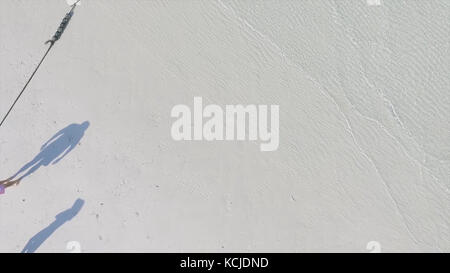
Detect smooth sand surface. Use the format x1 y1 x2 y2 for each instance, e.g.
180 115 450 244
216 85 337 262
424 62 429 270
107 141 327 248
0 0 449 252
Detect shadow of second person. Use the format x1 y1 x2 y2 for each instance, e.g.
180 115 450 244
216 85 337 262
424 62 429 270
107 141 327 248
0 121 90 188
22 198 85 253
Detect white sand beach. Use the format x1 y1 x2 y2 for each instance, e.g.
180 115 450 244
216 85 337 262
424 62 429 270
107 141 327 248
0 0 449 252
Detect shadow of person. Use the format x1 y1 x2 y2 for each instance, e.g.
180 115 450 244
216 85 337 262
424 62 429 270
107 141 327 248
22 198 85 253
0 121 89 189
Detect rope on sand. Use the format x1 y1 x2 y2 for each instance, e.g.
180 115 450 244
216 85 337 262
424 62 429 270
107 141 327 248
0 0 81 129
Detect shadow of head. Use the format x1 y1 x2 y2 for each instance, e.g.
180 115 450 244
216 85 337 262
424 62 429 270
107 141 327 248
81 121 90 130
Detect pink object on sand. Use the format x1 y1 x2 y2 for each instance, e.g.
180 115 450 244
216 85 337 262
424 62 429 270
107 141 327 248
0 185 5 195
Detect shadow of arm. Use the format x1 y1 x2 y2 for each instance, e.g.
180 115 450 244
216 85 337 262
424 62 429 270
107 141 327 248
41 130 64 150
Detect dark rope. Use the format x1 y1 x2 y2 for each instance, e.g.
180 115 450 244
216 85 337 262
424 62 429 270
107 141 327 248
0 1 80 129
0 44 53 128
